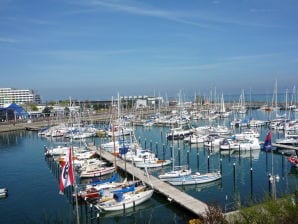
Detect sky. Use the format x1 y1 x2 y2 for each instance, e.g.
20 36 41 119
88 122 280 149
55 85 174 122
1 0 298 101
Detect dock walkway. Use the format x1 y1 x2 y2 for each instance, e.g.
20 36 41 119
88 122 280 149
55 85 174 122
272 143 298 151
89 145 209 218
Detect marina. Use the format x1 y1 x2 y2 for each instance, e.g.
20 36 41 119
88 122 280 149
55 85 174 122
2 1 298 223
0 104 298 223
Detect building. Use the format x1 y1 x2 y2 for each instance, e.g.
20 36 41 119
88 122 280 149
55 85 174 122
0 88 41 106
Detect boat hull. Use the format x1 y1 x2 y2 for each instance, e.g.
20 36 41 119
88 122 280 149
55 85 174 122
168 172 221 186
158 169 192 181
96 189 154 212
80 167 115 178
134 160 172 168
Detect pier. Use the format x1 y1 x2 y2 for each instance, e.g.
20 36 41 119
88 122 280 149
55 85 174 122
88 145 209 218
273 143 298 151
272 143 298 156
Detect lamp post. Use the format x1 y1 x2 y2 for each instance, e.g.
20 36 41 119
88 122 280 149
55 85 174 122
269 149 280 200
269 173 280 200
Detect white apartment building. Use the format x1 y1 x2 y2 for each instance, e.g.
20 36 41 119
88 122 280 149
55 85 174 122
0 88 40 107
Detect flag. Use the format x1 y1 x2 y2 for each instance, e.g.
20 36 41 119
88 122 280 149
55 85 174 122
59 146 75 194
262 131 272 152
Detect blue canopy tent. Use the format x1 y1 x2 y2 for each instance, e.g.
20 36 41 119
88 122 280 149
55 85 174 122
0 103 29 121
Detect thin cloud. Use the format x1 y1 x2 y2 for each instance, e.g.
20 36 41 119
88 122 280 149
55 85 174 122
70 0 214 29
250 8 277 13
160 61 231 71
159 53 279 72
224 53 280 61
0 37 17 44
79 0 281 29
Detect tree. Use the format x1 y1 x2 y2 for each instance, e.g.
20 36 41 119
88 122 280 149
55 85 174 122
64 107 70 116
42 106 52 117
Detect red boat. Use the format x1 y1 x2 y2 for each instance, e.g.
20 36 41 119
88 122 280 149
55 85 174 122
78 187 100 199
288 156 298 167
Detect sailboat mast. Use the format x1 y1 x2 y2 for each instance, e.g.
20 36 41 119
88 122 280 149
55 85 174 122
70 143 80 224
111 96 117 171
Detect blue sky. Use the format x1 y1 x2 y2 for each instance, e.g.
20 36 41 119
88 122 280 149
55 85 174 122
1 0 298 101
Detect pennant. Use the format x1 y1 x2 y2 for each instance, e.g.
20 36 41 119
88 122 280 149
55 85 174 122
263 131 272 152
59 146 75 194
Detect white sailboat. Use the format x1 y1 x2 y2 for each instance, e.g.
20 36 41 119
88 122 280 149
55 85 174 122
219 93 230 118
167 171 222 186
95 186 154 212
94 167 154 212
238 89 247 114
158 143 191 181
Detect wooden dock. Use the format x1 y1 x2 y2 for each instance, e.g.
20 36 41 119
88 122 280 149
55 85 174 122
272 143 298 151
88 145 209 218
272 143 298 156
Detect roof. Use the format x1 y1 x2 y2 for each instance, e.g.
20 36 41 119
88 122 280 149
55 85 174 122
1 103 29 116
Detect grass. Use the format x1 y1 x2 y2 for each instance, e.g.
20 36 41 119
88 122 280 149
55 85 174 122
189 190 298 224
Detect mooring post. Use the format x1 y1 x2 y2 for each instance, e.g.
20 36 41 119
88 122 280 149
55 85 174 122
207 155 210 172
281 152 284 176
144 138 147 149
187 150 190 167
233 162 236 190
250 167 253 198
178 148 181 166
197 150 200 170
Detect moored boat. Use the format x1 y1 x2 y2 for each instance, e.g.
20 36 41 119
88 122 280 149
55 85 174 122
158 166 192 181
95 186 154 212
79 165 115 178
134 158 172 168
0 188 8 198
167 171 221 186
288 156 298 167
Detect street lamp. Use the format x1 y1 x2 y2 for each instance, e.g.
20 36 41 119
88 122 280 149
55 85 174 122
269 148 280 200
269 173 280 200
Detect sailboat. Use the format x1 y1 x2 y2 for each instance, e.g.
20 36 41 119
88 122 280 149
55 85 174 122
94 167 154 212
134 154 172 168
158 143 191 181
167 171 222 186
235 89 247 114
219 93 230 118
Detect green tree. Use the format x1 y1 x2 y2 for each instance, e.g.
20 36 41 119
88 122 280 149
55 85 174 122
64 107 70 116
42 106 52 117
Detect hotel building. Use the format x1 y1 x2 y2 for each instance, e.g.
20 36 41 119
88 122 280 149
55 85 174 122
0 88 41 107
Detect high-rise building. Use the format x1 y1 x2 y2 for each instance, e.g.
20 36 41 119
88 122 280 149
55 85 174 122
0 88 41 106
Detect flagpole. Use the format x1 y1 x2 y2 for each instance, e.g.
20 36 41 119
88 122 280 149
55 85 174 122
71 143 80 224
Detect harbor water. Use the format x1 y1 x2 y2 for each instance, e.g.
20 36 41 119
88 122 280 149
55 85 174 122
0 109 298 223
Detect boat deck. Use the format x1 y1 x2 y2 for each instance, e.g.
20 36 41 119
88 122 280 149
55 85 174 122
89 145 208 218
